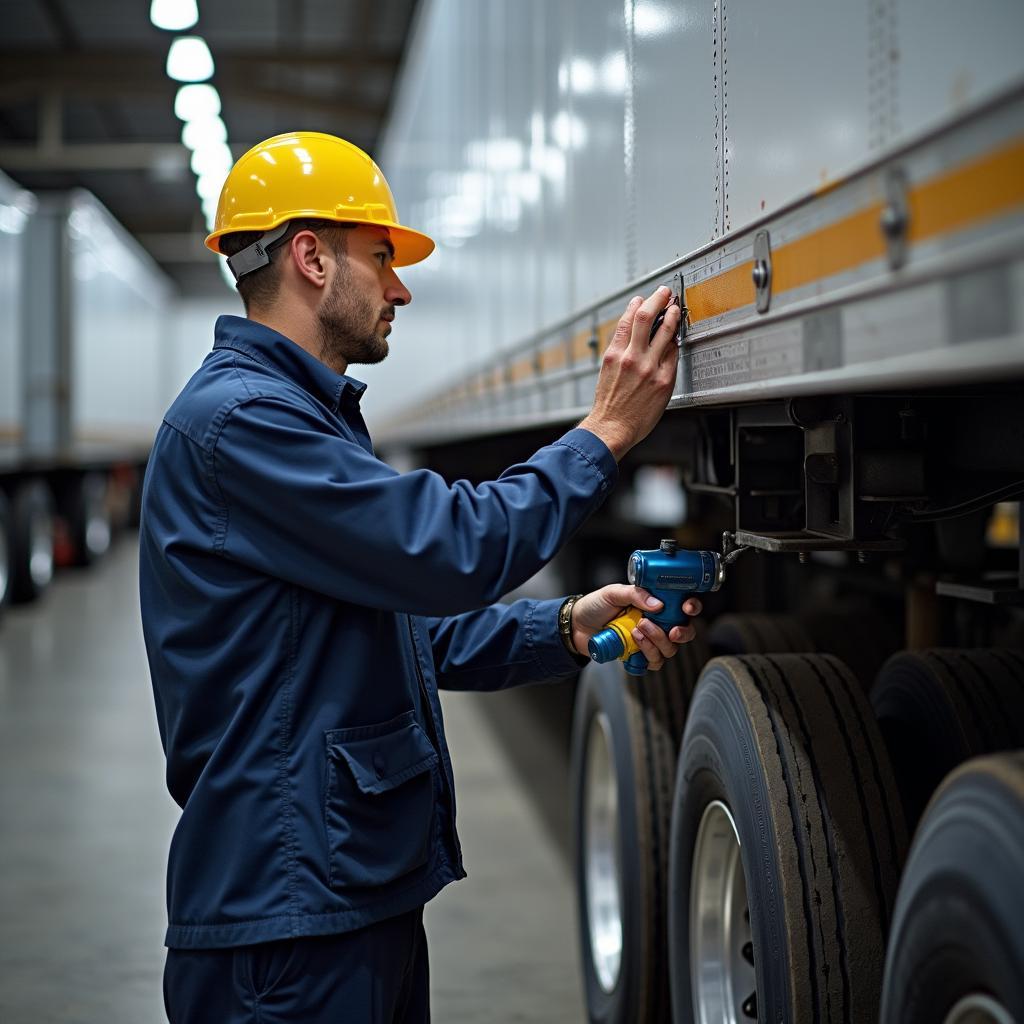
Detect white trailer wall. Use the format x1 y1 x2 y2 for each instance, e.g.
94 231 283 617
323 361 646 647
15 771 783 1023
0 173 32 444
68 192 174 446
166 293 244 402
361 0 1024 425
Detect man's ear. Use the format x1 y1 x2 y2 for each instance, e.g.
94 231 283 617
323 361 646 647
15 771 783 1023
289 230 329 290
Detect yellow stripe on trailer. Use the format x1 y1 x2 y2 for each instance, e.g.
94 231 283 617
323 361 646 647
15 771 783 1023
540 343 568 373
908 138 1024 244
684 135 1024 327
686 261 757 323
571 329 595 363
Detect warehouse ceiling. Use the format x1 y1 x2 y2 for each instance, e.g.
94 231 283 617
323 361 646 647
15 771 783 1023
0 0 421 294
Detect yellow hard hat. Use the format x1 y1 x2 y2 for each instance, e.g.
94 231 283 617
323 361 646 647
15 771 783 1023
204 131 434 271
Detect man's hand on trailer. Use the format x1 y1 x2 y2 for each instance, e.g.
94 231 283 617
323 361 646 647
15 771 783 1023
578 285 681 461
570 584 702 672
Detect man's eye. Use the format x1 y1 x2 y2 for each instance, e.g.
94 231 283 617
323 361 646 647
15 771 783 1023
375 252 388 266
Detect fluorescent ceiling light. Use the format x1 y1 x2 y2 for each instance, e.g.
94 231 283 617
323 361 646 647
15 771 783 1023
174 83 220 120
182 114 227 150
150 0 198 31
190 142 233 178
203 197 220 232
167 36 215 83
196 171 225 201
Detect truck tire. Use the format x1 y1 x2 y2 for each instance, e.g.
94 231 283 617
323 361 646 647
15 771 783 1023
708 613 814 656
9 480 55 603
880 753 1024 1024
64 472 112 566
0 491 10 614
571 628 708 1024
870 649 1024 830
668 654 907 1024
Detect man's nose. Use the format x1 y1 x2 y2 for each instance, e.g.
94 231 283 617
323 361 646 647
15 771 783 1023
386 271 411 307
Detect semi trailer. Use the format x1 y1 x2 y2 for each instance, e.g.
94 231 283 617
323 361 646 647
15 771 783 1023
0 171 173 617
365 1 1024 1022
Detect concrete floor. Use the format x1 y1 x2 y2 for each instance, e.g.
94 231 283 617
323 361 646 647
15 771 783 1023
0 539 585 1023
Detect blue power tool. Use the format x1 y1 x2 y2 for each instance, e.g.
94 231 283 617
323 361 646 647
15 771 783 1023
587 539 724 676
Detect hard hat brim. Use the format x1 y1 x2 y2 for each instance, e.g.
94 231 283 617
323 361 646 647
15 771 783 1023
205 217 435 268
385 224 436 267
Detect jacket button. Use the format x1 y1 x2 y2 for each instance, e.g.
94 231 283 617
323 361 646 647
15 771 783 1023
372 751 386 779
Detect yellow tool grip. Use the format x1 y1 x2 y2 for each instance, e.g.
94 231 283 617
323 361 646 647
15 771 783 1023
604 607 644 661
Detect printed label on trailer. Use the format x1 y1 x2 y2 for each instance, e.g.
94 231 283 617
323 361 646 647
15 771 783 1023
685 324 804 391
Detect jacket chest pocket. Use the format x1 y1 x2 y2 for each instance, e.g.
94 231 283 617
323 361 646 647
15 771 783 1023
324 710 439 892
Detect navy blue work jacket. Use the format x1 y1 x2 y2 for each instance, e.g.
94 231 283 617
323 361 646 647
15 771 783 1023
139 315 616 949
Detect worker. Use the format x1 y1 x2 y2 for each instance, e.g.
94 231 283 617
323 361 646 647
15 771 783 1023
139 131 696 1023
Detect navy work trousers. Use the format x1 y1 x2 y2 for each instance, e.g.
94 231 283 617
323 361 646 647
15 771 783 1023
163 907 429 1023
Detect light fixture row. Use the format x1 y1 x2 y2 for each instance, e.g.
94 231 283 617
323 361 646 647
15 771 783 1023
150 0 198 32
151 1 229 235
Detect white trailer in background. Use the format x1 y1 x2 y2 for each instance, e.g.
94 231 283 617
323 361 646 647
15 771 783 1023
367 2 1024 1022
0 176 173 613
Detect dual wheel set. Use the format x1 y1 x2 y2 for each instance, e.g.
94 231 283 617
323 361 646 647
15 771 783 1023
0 473 116 615
570 613 1024 1024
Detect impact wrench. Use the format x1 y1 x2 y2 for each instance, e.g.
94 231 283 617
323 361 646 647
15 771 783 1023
587 537 747 676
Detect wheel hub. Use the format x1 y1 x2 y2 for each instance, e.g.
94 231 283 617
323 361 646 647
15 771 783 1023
29 509 54 589
0 525 9 601
943 994 1017 1024
691 799 757 1023
584 710 622 993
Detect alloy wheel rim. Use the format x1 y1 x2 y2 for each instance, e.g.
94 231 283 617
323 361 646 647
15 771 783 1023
83 477 111 558
584 710 622 993
29 509 54 588
943 994 1017 1024
691 799 757 1023
0 525 9 601
85 508 111 558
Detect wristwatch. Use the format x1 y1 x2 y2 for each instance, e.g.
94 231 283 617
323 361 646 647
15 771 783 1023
559 594 584 656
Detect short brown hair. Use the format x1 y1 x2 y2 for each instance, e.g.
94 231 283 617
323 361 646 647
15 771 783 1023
218 219 355 312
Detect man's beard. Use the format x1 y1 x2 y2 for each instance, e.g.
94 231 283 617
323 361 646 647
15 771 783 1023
315 258 392 371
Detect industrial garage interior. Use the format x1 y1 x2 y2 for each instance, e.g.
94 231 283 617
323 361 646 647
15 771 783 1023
2 1 1024 1023
0 544 586 1020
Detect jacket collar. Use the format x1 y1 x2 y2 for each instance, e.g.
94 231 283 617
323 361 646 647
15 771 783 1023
213 314 368 413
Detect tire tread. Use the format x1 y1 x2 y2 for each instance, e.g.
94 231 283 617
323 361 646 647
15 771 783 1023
735 653 906 1023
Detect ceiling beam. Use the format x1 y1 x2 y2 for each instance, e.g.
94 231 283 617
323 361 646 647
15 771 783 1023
0 47 401 80
0 79 384 123
0 141 188 172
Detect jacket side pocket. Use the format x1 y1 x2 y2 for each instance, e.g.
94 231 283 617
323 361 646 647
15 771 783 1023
324 710 438 891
